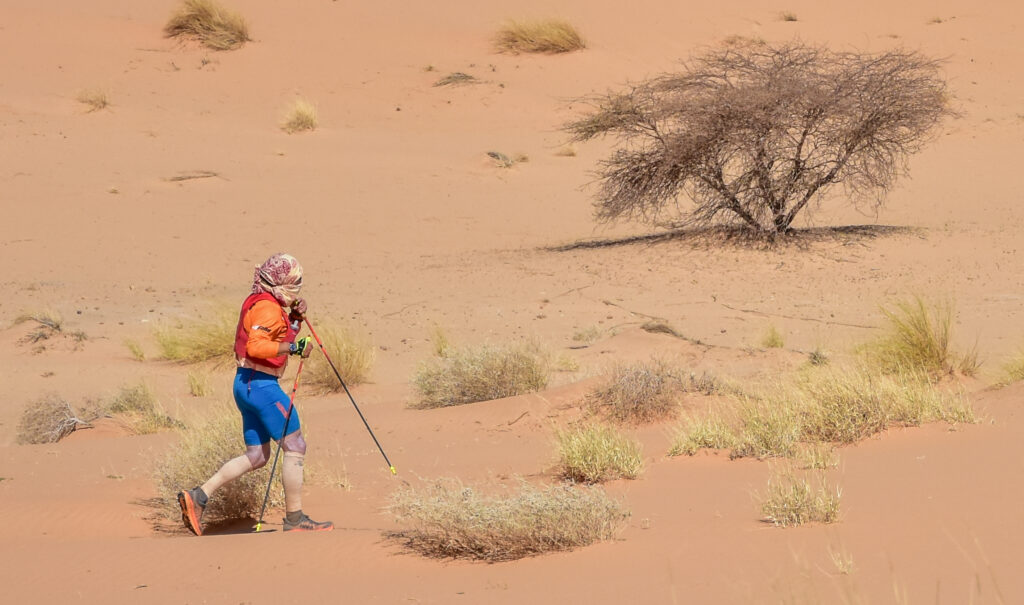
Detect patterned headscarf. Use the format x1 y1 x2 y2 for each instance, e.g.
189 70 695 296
252 253 303 307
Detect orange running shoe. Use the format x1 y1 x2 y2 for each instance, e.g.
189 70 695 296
177 488 206 536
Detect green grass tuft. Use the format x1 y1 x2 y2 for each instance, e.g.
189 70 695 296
556 424 643 483
154 305 235 364
107 383 182 434
762 325 784 348
669 412 739 456
760 469 841 527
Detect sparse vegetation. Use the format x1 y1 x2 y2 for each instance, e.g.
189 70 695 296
16 394 92 444
387 479 628 561
494 19 586 54
554 145 577 157
779 11 798 22
572 326 602 344
732 367 974 458
799 443 839 470
669 413 739 456
587 359 717 424
641 319 686 339
1003 352 1024 384
155 402 282 524
565 41 954 236
429 324 452 358
487 151 528 168
164 0 250 51
862 297 977 377
434 72 476 86
107 383 182 434
76 89 109 112
14 309 63 343
413 341 549 408
125 339 146 361
302 324 374 393
556 424 643 483
281 99 318 134
807 348 829 366
760 469 841 527
762 325 784 349
154 305 235 364
187 371 211 397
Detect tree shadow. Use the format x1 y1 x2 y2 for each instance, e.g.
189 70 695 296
543 224 918 252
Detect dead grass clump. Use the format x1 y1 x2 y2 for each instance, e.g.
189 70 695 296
762 325 784 348
387 479 628 561
412 342 549 408
302 324 374 393
16 394 92 444
1003 353 1024 384
779 11 799 22
588 359 717 424
76 89 110 112
760 469 841 527
154 305 235 364
862 297 971 376
669 413 739 456
164 0 250 51
434 72 477 86
187 371 211 396
556 425 643 483
154 402 281 524
281 99 317 133
107 384 183 434
124 339 146 361
14 309 63 343
494 19 586 54
640 319 687 339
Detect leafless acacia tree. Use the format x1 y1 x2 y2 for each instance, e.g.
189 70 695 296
565 41 955 235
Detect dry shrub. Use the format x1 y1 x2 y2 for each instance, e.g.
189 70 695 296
412 342 549 408
760 469 841 527
107 384 182 434
588 359 717 424
76 89 109 112
434 72 477 87
154 402 281 524
16 394 92 444
281 99 317 133
494 19 586 54
572 326 602 344
302 324 374 393
387 479 628 561
669 412 739 456
640 319 687 339
164 0 250 51
565 41 953 235
556 425 643 483
14 309 63 343
154 305 236 364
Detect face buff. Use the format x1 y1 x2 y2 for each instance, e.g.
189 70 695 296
252 253 303 307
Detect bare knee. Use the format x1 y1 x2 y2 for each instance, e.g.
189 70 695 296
245 444 270 469
281 431 306 455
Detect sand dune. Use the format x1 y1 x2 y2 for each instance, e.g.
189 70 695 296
3 0 1024 602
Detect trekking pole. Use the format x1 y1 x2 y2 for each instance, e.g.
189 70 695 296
304 318 397 475
255 358 305 533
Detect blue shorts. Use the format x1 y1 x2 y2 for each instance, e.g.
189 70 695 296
233 368 301 446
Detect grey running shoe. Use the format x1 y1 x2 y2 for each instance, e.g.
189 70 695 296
177 487 206 536
283 513 334 532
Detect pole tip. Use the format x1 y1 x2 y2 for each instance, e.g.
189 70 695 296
255 522 262 532
390 466 397 475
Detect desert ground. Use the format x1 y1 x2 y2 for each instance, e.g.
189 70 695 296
2 0 1024 603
